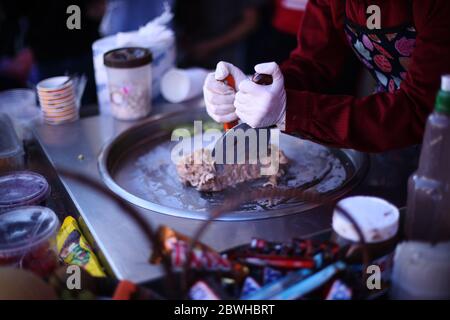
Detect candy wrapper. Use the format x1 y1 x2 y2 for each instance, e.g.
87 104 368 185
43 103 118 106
148 229 372 300
240 277 261 297
325 279 353 300
226 237 340 271
57 216 106 277
151 226 213 264
151 226 247 278
189 280 221 300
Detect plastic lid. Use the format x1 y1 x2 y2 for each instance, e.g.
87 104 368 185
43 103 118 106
0 171 50 210
436 75 450 114
442 75 450 92
104 47 152 69
0 206 59 256
0 113 23 158
332 196 399 243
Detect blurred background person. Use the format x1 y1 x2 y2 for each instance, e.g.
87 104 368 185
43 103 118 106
174 0 266 70
270 0 308 63
99 0 174 36
0 0 105 106
25 0 105 105
247 0 359 93
247 0 308 69
0 1 32 90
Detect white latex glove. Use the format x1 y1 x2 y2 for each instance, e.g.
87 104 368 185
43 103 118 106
234 62 286 129
203 61 247 123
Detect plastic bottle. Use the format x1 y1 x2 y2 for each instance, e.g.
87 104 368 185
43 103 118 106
405 75 450 242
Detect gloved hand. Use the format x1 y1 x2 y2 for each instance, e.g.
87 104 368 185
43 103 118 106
234 62 286 129
203 61 247 123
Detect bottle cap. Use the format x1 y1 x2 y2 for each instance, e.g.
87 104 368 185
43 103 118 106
104 47 152 69
436 75 450 114
332 196 399 243
441 75 450 92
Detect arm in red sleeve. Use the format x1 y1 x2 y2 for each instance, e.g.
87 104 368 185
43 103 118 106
282 0 450 153
281 0 353 92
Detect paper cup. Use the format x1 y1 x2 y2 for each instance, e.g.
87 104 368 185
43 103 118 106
43 110 77 120
161 68 209 103
44 114 79 125
37 76 79 126
42 104 77 116
38 90 74 102
40 98 76 109
40 96 76 108
37 76 72 92
42 106 77 116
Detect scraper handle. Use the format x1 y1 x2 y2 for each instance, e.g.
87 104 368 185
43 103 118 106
222 73 273 131
252 73 273 86
223 75 238 131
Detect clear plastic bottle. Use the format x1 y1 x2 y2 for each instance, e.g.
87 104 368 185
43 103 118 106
405 75 450 242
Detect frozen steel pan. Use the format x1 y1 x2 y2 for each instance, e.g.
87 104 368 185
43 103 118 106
98 108 369 221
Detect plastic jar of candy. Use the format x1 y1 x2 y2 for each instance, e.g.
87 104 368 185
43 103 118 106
0 206 59 277
0 171 51 213
104 47 153 120
331 196 400 281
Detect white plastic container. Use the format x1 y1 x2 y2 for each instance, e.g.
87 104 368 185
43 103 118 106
391 241 450 300
0 206 59 277
104 47 153 120
161 68 209 103
332 196 400 282
92 33 175 115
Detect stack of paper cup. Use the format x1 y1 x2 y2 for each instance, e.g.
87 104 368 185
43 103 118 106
37 76 79 125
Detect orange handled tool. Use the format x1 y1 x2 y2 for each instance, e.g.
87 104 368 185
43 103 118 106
222 75 239 131
221 73 273 131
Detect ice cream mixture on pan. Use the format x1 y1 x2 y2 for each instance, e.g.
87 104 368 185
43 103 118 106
176 147 289 192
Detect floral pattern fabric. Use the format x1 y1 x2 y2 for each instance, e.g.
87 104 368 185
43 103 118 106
344 21 417 93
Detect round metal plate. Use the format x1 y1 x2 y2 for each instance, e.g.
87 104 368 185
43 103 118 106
98 108 369 221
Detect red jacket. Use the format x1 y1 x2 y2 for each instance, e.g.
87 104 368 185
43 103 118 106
272 0 308 35
281 0 450 152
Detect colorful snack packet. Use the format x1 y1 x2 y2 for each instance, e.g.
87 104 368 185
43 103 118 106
56 216 106 277
151 226 248 278
150 225 214 264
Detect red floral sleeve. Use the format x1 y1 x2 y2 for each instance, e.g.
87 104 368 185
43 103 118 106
281 0 450 152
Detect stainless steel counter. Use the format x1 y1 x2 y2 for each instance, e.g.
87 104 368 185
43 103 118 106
33 100 402 284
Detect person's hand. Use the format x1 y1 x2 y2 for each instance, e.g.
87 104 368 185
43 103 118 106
203 61 247 123
234 62 286 128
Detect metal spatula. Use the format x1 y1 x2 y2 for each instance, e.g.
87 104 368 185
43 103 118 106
212 73 273 167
